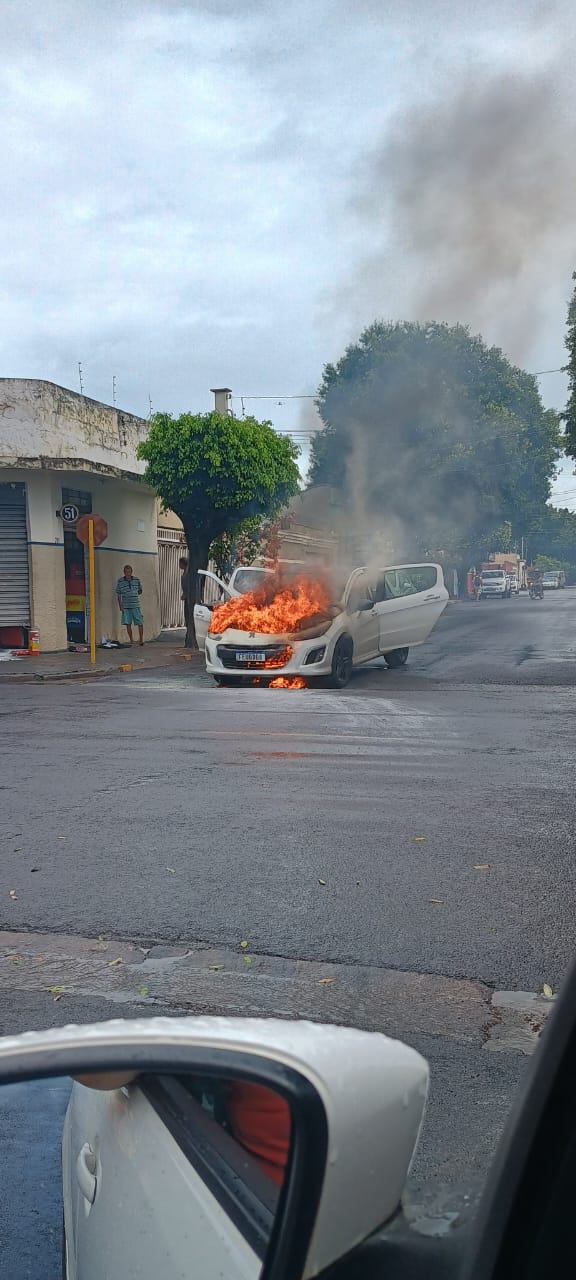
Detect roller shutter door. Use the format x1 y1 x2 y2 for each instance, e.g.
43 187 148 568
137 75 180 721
0 483 30 625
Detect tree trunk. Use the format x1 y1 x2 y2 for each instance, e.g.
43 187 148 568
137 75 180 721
182 527 213 649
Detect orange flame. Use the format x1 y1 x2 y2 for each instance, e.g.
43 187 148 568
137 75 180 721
210 574 332 637
263 646 293 669
269 676 307 688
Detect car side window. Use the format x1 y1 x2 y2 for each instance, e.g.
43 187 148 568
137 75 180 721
347 576 368 612
364 575 381 605
384 565 438 598
141 1074 279 1260
348 574 381 610
197 574 230 607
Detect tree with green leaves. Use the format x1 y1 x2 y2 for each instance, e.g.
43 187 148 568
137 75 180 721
138 411 300 646
309 321 560 578
528 506 576 581
563 271 576 458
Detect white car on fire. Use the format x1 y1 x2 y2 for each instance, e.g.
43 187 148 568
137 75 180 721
194 563 312 650
204 562 448 687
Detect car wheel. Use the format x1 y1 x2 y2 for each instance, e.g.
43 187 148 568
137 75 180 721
384 647 409 669
213 675 242 687
326 636 353 688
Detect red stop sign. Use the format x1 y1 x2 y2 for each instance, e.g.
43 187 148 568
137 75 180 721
75 514 108 547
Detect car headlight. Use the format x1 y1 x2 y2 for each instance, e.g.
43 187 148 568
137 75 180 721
304 646 326 665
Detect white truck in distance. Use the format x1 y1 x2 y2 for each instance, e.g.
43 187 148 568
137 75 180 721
478 568 510 600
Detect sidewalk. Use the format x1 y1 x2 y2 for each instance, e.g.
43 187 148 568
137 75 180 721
0 629 205 683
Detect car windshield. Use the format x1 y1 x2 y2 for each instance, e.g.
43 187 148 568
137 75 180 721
543 573 557 581
233 569 269 594
482 571 505 578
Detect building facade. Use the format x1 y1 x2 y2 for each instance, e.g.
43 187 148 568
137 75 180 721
157 505 186 629
0 379 161 651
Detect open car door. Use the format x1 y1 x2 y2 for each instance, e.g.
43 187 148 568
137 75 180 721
375 563 448 653
194 570 238 651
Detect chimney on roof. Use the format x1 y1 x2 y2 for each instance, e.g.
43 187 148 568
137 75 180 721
211 387 232 415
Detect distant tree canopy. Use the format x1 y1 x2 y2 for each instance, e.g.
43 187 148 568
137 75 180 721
138 410 300 645
528 506 576 579
309 321 561 566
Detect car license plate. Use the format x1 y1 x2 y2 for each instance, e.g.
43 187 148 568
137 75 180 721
236 650 266 663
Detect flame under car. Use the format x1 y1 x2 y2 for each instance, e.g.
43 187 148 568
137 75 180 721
205 563 449 688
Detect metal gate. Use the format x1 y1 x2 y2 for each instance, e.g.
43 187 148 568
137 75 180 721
0 483 30 625
157 527 186 628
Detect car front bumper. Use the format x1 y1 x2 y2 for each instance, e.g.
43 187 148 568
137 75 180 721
205 633 335 679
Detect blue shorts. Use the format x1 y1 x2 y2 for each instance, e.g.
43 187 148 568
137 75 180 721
121 606 144 626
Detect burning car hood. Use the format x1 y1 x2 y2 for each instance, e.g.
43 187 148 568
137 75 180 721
207 571 341 644
208 618 337 645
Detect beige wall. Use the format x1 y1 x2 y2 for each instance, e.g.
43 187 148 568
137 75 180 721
1 466 161 650
93 482 159 642
156 503 183 532
28 544 68 650
96 547 159 643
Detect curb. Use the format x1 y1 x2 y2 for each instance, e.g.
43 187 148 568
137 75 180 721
0 652 206 685
0 666 116 684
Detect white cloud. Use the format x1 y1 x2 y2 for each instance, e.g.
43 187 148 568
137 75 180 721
0 0 574 513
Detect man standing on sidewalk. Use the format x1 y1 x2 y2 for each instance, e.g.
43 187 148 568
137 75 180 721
116 565 144 645
179 556 190 631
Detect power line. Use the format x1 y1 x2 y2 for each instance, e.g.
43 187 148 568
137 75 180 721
236 374 566 393
233 394 316 401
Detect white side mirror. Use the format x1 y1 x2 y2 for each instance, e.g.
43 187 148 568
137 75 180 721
0 1016 428 1280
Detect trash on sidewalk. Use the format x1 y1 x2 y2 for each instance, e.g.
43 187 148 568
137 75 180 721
0 651 21 661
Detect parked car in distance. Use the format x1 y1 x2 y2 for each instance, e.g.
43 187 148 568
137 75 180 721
509 572 519 594
205 562 449 687
542 570 565 590
479 568 510 599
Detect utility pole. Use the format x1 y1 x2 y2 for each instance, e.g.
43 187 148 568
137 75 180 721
78 362 84 395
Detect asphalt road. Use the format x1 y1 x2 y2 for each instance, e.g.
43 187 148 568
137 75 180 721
0 589 575 1277
2 594 575 986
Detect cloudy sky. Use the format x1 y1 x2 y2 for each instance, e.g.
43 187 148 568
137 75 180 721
1 0 575 501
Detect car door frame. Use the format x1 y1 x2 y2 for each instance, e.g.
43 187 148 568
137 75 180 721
343 569 381 664
194 569 237 650
65 1069 278 1280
